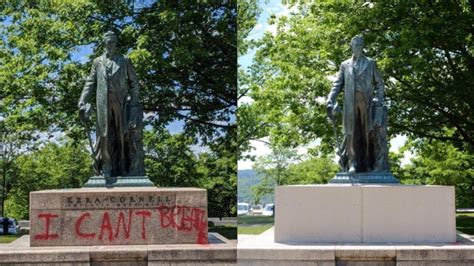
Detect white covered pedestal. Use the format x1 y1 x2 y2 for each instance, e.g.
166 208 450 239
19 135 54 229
275 185 456 244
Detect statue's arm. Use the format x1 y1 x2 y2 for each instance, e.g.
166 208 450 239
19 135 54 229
327 63 345 107
78 60 97 108
373 60 384 105
126 58 140 106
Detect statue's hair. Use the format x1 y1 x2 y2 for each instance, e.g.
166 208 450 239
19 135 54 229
350 35 364 46
104 31 117 41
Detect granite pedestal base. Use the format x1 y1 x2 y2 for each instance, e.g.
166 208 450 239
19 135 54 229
1 233 236 265
275 185 456 244
30 187 208 247
238 227 474 266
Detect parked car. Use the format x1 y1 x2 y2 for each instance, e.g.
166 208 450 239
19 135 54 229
251 205 263 215
0 217 20 235
262 204 274 216
238 202 250 216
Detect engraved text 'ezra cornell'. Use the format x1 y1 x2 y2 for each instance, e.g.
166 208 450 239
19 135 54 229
64 195 175 209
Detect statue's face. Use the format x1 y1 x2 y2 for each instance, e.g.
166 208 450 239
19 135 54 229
105 37 117 55
351 40 364 57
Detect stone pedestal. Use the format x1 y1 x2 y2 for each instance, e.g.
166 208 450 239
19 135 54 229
275 185 456 244
30 187 208 247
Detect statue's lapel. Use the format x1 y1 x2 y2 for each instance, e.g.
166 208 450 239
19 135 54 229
357 56 369 76
347 60 354 80
101 54 122 77
109 55 122 77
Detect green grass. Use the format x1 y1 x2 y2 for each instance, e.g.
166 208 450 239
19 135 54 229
209 226 237 240
238 224 273 235
456 212 474 235
0 235 20 244
238 216 274 235
238 216 274 225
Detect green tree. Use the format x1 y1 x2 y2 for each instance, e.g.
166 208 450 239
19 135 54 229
251 146 339 200
398 139 474 208
5 140 93 219
144 128 202 187
201 133 237 217
287 155 339 184
237 0 260 56
253 145 299 196
1 1 237 143
240 1 474 151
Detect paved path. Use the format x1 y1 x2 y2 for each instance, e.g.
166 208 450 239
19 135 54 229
457 208 474 212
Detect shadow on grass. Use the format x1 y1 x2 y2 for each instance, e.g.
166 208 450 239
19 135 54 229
209 226 237 240
457 213 474 235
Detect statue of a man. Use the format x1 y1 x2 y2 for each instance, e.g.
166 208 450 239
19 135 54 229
78 31 144 178
327 35 385 174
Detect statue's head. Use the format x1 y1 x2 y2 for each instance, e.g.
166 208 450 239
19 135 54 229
104 31 118 56
350 35 364 57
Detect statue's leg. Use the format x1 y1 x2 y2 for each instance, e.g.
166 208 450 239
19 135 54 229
354 91 369 172
109 98 127 176
347 133 356 173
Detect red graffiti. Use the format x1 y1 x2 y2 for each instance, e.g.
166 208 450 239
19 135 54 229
157 205 208 244
75 213 95 239
135 210 151 240
35 206 208 244
98 211 113 241
34 213 59 240
114 209 133 239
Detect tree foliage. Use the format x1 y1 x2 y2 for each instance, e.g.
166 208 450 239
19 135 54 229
240 1 474 152
397 139 474 208
1 1 237 218
251 146 339 201
5 140 93 219
1 0 237 143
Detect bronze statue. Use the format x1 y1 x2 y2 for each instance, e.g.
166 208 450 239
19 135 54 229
327 35 390 175
78 31 145 180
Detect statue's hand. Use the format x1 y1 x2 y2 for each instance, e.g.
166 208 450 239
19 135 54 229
326 104 334 120
128 120 137 130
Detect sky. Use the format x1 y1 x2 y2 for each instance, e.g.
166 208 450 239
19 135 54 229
237 0 412 170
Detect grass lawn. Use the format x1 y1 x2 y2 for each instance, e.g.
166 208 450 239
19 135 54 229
0 234 21 244
238 216 274 235
238 224 273 235
209 226 237 240
456 212 474 235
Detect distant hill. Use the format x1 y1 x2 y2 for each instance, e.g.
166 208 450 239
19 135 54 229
238 169 274 205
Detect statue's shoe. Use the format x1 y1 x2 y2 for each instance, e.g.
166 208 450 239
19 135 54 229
348 166 356 174
348 161 357 174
